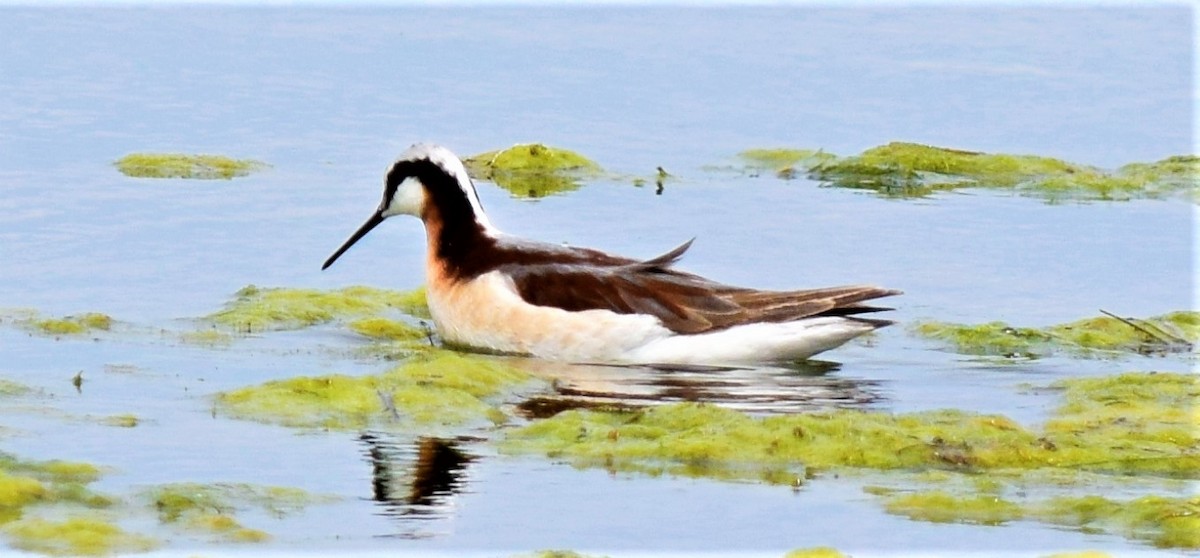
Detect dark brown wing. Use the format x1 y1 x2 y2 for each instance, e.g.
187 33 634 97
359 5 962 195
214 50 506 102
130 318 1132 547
502 240 900 334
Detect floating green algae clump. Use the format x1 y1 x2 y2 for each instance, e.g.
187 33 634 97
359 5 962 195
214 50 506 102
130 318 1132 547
215 351 535 430
0 379 30 397
505 371 1194 549
882 490 1023 525
1043 372 1198 475
873 490 1199 549
864 370 1198 550
143 482 330 544
0 452 136 554
914 321 1052 359
783 547 849 558
506 404 1046 482
913 311 1199 358
514 551 608 558
101 414 140 428
10 312 114 336
3 516 158 556
1040 494 1200 549
464 143 603 198
114 153 267 179
1 452 104 488
737 148 837 180
1115 155 1199 195
0 471 50 522
1041 553 1114 558
204 284 429 332
727 142 1198 201
504 372 1198 481
178 328 236 346
347 317 426 341
810 142 1074 195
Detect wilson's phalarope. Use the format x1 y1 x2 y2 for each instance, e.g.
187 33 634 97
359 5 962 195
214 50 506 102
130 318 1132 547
322 143 900 366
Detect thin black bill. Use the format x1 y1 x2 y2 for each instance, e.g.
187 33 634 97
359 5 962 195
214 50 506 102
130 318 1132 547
322 210 385 270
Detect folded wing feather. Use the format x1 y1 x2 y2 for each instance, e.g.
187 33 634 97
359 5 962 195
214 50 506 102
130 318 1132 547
503 239 900 335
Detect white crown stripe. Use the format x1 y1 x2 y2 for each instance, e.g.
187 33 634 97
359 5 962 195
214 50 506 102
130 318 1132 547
399 143 496 234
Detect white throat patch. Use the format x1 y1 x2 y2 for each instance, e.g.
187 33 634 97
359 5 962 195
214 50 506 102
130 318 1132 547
382 175 425 218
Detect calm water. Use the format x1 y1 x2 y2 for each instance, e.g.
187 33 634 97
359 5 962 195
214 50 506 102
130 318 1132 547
0 5 1194 556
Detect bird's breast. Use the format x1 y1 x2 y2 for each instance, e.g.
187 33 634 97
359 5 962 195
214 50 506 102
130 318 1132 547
424 264 667 361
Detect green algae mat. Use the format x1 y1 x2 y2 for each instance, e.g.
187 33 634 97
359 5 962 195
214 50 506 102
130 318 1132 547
730 142 1198 202
215 350 536 430
503 372 1199 548
0 310 114 337
0 453 335 556
914 311 1199 359
142 482 333 544
876 489 1198 549
464 143 604 198
114 153 268 180
186 285 536 431
504 372 1198 479
202 284 430 333
1 378 339 555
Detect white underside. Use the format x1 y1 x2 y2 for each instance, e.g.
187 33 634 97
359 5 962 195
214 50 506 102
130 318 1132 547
618 316 875 366
427 270 875 366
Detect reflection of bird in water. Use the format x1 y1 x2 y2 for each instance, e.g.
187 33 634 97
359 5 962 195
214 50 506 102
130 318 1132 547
510 357 880 418
323 143 900 366
358 434 473 520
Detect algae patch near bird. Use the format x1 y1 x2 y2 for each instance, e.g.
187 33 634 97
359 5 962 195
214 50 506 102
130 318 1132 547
728 142 1198 202
1 447 334 554
214 350 538 430
881 490 1023 526
3 516 158 556
143 482 334 544
0 379 31 397
736 148 837 179
871 485 1199 549
113 153 268 179
463 143 604 198
1 310 114 336
782 548 850 558
913 310 1199 358
503 372 1198 547
203 284 430 333
0 454 111 519
507 371 1198 478
1037 494 1200 549
347 317 428 342
0 452 147 556
876 489 1199 549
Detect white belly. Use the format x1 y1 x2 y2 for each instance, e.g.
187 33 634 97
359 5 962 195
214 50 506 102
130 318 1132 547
626 316 875 365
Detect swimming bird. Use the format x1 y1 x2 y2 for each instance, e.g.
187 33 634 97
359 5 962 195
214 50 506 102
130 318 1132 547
322 143 900 366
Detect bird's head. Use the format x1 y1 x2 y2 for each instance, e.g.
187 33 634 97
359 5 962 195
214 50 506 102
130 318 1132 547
322 143 494 270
